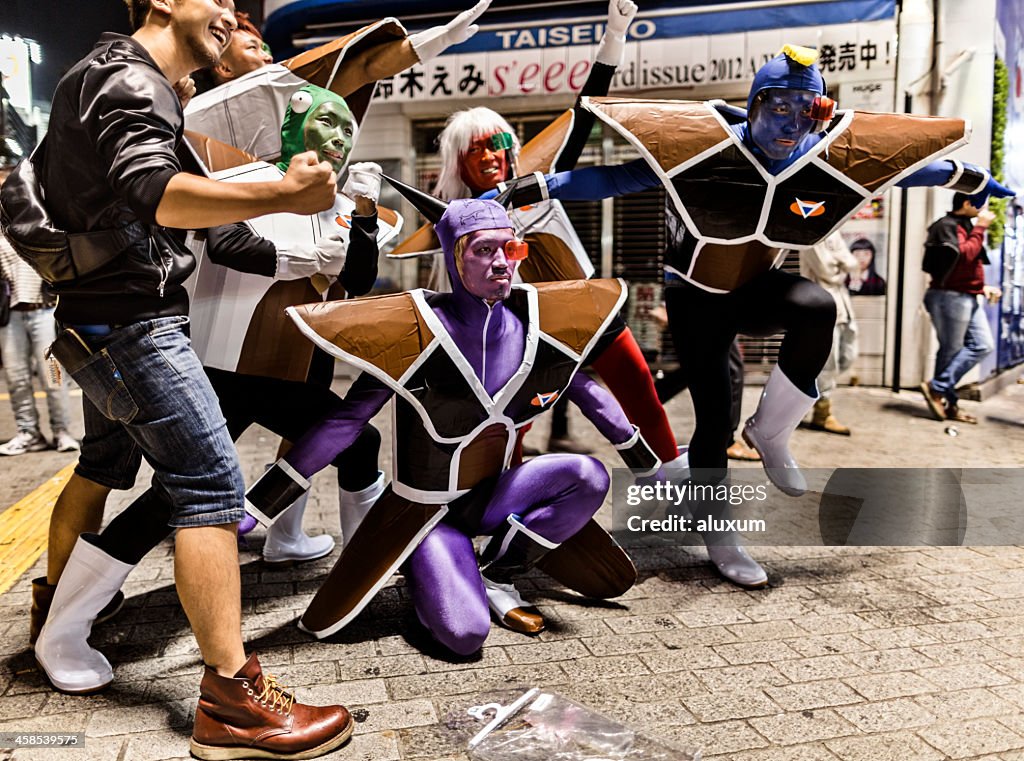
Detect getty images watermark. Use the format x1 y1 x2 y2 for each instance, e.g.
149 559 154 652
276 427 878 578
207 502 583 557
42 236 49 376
624 481 769 534
609 467 1024 546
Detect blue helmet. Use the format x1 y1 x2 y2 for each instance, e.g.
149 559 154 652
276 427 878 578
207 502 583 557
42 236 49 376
747 45 826 113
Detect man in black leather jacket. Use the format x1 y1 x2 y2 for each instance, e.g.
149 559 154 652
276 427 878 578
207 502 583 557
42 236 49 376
32 1 357 758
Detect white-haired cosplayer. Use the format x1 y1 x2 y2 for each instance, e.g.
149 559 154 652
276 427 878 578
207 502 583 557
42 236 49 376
434 106 523 202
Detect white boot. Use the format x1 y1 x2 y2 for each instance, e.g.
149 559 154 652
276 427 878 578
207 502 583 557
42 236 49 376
338 471 385 548
742 366 817 496
482 576 545 635
705 543 768 589
662 446 690 484
262 491 336 565
35 535 134 693
687 479 768 589
479 516 555 635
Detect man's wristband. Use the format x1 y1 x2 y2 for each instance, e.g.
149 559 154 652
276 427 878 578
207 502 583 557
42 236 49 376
615 426 660 477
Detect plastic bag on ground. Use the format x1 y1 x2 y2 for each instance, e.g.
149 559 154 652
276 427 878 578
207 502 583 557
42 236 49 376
463 688 701 761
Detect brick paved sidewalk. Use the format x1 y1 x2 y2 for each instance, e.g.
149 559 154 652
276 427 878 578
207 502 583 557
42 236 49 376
1 379 1023 760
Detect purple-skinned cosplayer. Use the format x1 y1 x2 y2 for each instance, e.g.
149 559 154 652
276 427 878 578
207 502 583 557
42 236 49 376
244 182 661 655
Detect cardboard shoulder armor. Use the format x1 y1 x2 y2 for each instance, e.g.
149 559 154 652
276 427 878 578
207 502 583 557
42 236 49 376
387 110 593 282
184 19 415 161
181 131 403 382
583 96 970 292
288 279 625 502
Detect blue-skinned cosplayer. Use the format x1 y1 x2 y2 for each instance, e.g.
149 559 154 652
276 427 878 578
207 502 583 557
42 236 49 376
489 44 1012 484
483 45 1014 588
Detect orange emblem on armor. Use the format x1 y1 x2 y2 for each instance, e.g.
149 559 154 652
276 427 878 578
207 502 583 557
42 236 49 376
790 199 826 219
532 391 559 407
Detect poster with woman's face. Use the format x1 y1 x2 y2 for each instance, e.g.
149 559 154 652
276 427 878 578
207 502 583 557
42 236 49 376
842 231 888 296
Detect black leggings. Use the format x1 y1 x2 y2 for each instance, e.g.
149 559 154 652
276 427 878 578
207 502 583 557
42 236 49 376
97 368 381 565
656 338 746 443
664 269 835 475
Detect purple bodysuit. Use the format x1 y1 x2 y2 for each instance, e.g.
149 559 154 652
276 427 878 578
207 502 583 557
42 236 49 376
278 199 644 654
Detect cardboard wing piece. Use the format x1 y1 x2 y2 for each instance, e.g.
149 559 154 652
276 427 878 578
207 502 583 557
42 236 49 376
509 201 594 282
185 19 414 161
301 487 448 639
536 519 637 598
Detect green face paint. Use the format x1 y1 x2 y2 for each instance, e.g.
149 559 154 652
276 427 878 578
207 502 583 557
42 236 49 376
303 100 356 173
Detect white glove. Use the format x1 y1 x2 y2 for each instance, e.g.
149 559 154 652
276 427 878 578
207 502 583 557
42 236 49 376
409 0 491 63
276 234 348 280
595 0 638 67
342 162 382 205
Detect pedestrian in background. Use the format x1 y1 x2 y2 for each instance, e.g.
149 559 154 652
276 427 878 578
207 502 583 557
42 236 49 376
799 232 858 435
921 192 1000 424
0 170 79 456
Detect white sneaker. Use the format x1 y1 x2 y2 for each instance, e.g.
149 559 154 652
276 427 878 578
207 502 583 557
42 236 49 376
0 431 50 456
54 431 80 453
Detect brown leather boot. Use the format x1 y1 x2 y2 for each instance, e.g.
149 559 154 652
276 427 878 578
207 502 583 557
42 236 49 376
726 440 761 461
30 577 125 647
801 399 852 436
920 381 946 421
190 654 353 760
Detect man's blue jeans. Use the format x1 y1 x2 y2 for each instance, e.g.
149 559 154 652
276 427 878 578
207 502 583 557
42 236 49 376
67 316 245 527
924 289 995 405
0 307 72 435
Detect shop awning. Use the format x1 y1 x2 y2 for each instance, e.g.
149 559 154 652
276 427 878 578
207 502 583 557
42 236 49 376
264 0 896 60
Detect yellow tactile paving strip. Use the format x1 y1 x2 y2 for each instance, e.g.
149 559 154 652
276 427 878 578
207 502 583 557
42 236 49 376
0 462 75 595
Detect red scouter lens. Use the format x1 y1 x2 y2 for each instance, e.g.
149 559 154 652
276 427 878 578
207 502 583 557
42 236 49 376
504 239 529 261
